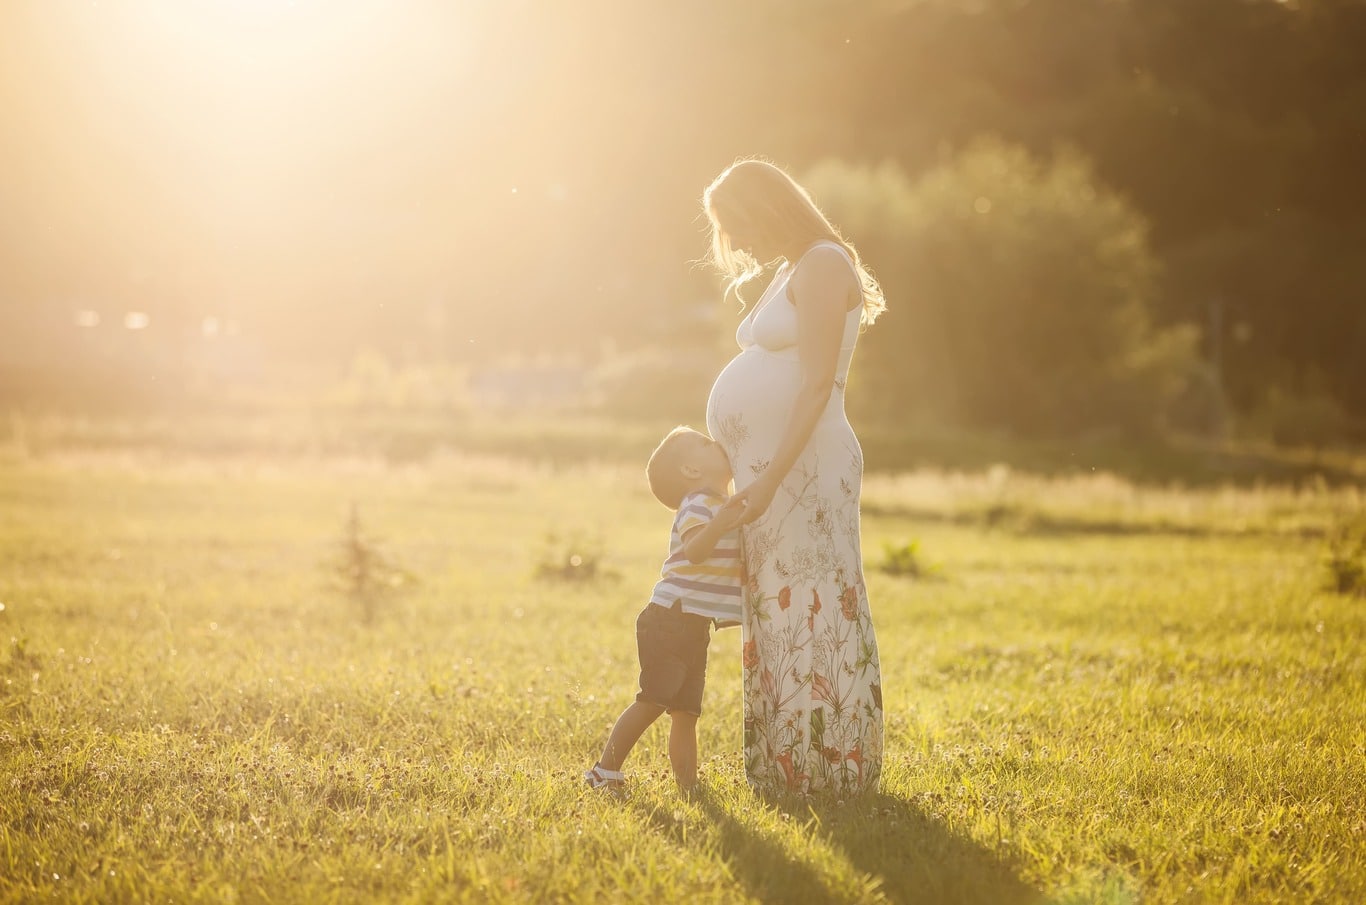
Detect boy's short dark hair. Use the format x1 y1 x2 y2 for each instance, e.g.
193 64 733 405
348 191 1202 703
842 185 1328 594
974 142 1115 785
646 426 703 509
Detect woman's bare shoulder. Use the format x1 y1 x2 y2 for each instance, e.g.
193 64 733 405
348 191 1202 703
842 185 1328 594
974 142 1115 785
790 243 858 309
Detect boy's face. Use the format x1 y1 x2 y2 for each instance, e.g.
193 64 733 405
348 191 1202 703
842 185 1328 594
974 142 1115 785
685 433 732 488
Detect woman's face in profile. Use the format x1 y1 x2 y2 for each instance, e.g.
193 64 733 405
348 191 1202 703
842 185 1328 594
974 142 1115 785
720 218 779 265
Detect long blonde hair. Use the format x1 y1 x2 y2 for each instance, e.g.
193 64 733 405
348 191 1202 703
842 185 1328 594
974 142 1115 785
703 158 885 325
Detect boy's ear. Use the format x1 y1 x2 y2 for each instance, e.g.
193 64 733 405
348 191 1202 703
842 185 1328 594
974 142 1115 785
680 463 703 480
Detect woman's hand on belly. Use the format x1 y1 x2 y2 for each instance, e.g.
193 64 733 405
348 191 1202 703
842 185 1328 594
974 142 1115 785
729 475 778 525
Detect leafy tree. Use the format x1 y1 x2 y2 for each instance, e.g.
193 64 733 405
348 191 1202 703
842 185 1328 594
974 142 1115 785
806 140 1206 437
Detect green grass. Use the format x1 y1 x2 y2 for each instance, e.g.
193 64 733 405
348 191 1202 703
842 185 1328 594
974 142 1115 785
0 449 1362 903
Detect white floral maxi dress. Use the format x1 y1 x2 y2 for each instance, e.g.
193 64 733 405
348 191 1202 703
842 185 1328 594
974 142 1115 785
706 242 883 796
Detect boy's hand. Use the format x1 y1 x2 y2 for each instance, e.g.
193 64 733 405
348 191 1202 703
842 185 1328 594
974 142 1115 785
729 478 777 526
714 496 747 531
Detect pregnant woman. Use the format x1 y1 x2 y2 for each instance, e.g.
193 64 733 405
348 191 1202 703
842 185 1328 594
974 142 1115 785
703 159 886 797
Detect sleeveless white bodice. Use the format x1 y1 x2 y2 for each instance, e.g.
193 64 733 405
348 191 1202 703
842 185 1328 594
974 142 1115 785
708 241 862 459
735 243 862 375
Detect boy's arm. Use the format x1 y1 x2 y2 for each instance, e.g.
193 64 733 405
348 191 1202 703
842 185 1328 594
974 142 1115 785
681 498 746 564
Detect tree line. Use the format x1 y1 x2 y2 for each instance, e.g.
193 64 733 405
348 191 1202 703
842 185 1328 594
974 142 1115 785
3 0 1362 442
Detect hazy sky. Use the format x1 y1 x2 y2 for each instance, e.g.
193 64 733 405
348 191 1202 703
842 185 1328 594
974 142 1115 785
0 1 797 360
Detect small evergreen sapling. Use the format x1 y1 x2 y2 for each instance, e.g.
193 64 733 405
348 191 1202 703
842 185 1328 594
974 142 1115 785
330 503 414 623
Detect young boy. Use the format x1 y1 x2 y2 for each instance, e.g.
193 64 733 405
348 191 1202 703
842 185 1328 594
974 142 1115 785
584 426 745 793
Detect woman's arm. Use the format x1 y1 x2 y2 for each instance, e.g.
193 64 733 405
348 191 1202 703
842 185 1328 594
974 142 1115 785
732 245 855 524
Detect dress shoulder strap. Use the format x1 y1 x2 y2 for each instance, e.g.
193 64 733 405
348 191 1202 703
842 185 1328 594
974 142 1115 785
797 238 852 267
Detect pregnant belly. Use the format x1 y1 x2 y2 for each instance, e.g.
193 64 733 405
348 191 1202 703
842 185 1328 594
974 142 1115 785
707 348 849 488
707 348 798 444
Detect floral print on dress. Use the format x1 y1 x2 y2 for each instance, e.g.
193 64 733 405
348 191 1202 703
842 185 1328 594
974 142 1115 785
715 414 750 457
736 451 884 797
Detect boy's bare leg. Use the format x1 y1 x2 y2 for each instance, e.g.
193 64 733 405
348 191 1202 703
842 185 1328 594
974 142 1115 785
599 701 666 771
668 711 699 790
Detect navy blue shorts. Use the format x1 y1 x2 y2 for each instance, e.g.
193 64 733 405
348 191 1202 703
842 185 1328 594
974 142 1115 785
635 602 711 716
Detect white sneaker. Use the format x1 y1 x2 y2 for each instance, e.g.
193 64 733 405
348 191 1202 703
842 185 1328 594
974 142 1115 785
584 763 626 790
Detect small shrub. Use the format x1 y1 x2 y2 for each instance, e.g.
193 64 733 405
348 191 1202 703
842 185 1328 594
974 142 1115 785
328 503 415 623
974 501 1041 534
879 539 938 579
535 529 616 583
1322 517 1366 597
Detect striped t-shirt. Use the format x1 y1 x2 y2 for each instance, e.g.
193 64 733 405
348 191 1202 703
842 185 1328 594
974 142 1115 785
648 489 743 624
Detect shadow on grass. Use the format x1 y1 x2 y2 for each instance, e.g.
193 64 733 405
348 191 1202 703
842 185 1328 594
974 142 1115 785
633 786 1040 905
632 788 833 902
799 791 1040 905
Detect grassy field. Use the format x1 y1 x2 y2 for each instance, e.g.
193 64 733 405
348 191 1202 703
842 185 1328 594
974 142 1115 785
0 445 1363 903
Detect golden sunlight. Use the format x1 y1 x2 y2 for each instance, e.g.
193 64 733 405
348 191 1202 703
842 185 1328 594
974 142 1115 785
2 0 728 385
1 0 506 357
